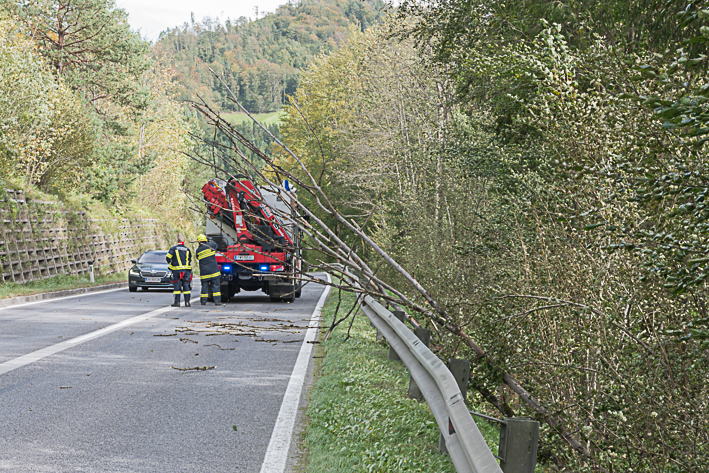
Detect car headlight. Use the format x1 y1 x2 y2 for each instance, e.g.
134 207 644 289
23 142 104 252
129 268 140 276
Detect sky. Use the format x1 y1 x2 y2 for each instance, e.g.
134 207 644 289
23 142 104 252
115 0 288 42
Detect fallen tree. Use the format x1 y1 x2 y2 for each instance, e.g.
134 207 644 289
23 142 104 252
182 71 595 466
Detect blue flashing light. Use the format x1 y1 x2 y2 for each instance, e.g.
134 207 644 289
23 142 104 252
222 265 232 272
259 264 270 272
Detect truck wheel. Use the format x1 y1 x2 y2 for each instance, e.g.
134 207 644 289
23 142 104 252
270 290 295 303
271 293 294 303
295 283 302 298
129 286 137 292
220 285 231 302
224 286 235 302
284 284 296 303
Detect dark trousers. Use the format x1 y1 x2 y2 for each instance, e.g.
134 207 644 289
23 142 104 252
201 277 221 303
172 271 192 303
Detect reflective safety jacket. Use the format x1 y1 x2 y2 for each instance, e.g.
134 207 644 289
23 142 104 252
196 241 221 280
166 243 192 271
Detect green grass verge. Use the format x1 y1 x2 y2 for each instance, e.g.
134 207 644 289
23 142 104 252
221 110 284 125
301 290 501 472
0 273 126 300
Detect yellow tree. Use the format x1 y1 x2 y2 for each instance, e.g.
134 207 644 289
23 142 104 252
0 16 93 188
278 19 453 242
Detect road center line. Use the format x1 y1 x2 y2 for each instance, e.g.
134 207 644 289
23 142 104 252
0 287 125 311
0 305 176 376
259 275 332 473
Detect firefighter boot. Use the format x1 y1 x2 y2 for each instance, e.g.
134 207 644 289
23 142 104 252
184 293 191 308
171 294 180 308
213 284 222 306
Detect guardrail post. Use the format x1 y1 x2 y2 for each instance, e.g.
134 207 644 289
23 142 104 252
439 427 449 454
447 359 471 399
388 310 406 362
407 327 431 400
414 327 431 344
499 418 539 473
439 359 470 454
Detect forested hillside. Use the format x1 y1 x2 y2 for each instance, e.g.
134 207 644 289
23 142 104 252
0 0 385 230
274 2 709 471
156 0 385 113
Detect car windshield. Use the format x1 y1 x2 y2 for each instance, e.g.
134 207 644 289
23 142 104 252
138 252 167 264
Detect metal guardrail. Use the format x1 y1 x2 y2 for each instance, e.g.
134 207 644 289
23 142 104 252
359 295 502 473
337 265 538 472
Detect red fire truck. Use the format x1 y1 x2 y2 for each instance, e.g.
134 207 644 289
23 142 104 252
201 175 302 302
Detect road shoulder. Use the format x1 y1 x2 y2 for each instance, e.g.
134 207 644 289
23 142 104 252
0 282 128 309
285 320 326 472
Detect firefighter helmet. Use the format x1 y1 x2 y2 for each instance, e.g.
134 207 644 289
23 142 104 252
197 234 207 242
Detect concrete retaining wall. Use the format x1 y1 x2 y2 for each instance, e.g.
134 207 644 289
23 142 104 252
0 189 176 284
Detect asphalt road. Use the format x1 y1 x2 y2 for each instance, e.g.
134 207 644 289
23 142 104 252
0 279 328 472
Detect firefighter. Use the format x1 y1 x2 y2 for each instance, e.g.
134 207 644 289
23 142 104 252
166 235 193 307
196 234 222 305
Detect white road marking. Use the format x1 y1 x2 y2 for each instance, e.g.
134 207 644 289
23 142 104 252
0 287 125 311
0 305 175 376
259 275 332 473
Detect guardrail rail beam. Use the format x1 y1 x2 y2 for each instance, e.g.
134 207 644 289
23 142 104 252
408 327 431 401
388 309 406 361
360 296 502 473
339 265 503 473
